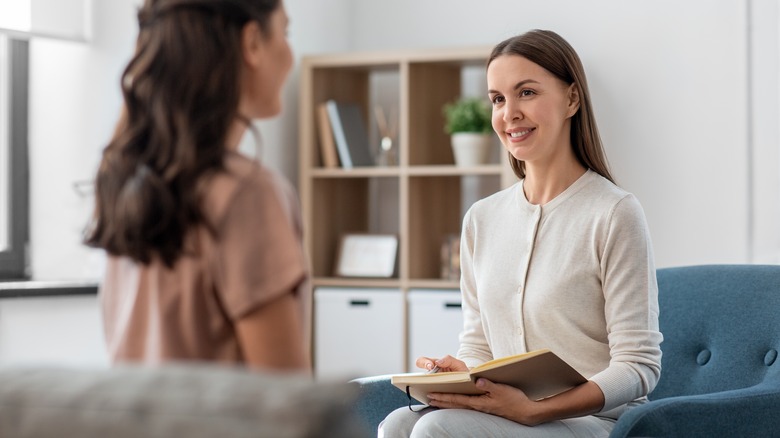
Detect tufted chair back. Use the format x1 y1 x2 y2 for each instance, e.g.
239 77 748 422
650 265 780 401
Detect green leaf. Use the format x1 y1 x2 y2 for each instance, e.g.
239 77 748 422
443 97 492 134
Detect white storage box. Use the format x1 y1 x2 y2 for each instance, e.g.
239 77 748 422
407 289 463 372
314 287 404 379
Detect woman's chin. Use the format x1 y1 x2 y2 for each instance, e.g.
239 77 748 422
505 145 532 162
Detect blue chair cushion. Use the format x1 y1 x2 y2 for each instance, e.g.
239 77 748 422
651 265 780 400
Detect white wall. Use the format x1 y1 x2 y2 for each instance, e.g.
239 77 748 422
0 295 108 366
750 0 780 264
28 0 138 282
349 0 779 268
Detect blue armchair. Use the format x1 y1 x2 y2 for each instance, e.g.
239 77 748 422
351 265 780 437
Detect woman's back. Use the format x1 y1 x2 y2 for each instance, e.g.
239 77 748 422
101 153 310 364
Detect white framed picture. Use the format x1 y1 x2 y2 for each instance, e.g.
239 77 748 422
335 234 398 278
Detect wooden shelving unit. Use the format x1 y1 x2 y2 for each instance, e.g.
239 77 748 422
299 47 515 373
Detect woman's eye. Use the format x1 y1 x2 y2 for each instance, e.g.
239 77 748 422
491 95 505 105
520 89 535 97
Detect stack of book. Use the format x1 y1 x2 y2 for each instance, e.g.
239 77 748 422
316 99 374 169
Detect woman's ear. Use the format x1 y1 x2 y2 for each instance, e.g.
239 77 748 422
241 21 264 68
566 84 580 118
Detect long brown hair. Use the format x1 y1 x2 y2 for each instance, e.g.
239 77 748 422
85 0 280 267
488 29 614 184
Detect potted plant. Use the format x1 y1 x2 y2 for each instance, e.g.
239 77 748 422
443 97 493 166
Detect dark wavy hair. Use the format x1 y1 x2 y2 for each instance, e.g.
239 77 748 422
488 29 614 184
85 0 280 267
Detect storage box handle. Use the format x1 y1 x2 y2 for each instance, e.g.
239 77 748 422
350 300 370 307
445 302 462 309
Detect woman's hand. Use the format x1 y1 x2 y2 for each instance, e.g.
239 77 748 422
415 355 469 372
427 380 605 427
427 378 544 425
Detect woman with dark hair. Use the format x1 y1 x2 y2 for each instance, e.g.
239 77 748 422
380 29 662 437
86 0 309 370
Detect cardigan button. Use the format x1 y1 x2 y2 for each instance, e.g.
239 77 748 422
765 350 777 366
696 349 711 365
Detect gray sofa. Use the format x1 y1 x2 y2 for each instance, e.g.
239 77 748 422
0 364 369 438
351 264 780 437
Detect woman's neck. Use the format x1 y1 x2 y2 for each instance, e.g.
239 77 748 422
225 118 249 152
523 158 587 206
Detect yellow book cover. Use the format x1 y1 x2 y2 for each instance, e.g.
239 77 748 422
391 349 587 405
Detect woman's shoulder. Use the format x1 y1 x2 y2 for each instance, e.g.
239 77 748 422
578 171 641 207
578 171 648 225
223 153 293 193
470 181 522 212
462 182 523 229
201 153 298 228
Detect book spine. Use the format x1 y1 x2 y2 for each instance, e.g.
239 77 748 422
326 100 353 169
316 103 339 168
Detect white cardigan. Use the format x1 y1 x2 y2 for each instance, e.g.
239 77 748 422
457 170 663 418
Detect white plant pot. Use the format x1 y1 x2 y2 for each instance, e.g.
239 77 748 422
451 132 492 167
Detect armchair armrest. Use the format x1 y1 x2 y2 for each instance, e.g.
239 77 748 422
610 382 780 438
349 375 411 434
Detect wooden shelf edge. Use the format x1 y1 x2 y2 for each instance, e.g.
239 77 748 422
310 164 504 178
310 167 401 178
302 46 493 68
407 280 461 290
406 164 503 176
312 277 460 290
312 277 401 289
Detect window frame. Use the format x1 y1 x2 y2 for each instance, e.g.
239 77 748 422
0 37 29 280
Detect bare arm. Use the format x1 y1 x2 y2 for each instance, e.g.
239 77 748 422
522 380 605 425
235 291 309 371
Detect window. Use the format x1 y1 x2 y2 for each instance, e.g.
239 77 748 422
0 1 88 279
0 37 8 251
0 2 31 35
0 35 29 279
0 0 90 42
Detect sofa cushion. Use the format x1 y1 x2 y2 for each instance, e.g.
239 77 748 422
0 364 366 438
652 264 780 400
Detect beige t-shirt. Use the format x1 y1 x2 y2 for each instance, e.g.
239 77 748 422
100 153 310 365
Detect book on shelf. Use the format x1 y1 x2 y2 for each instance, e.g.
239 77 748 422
325 99 374 168
440 234 461 281
390 348 587 405
316 103 339 168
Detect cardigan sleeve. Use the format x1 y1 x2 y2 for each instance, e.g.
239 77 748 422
590 194 663 412
456 206 494 368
